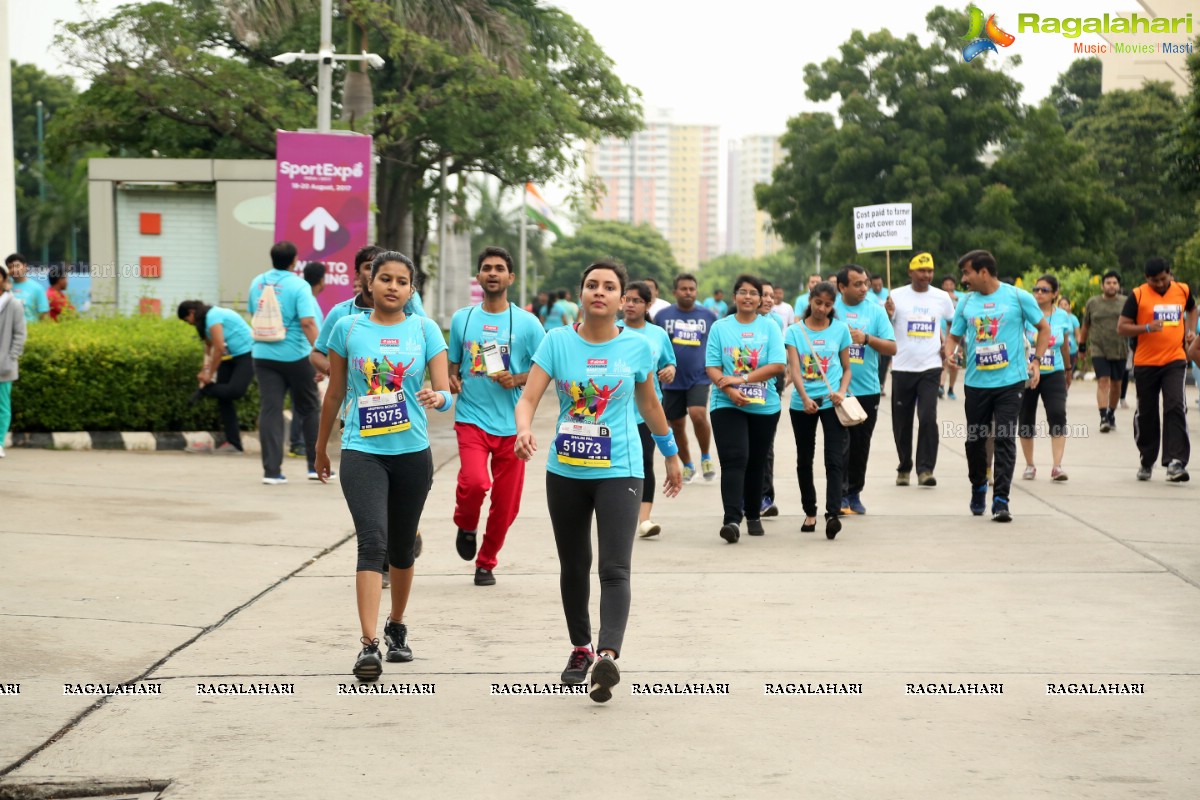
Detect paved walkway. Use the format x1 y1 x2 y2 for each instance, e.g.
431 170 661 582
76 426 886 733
1 382 1197 799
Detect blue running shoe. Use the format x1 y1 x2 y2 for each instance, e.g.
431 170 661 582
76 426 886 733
970 484 988 516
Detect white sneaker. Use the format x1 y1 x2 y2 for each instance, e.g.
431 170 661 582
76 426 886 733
637 520 661 538
0 445 6 458
262 474 288 485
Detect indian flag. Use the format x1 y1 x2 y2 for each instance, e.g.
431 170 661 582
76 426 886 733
525 183 563 238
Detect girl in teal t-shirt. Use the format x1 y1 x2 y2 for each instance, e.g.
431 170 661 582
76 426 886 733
176 300 255 453
314 251 452 683
784 281 852 538
618 281 678 540
704 275 787 546
1019 275 1073 482
516 261 682 704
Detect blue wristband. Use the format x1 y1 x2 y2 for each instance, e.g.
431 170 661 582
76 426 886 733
651 431 679 458
435 390 453 412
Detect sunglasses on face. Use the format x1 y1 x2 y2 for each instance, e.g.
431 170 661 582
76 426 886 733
1032 287 1053 293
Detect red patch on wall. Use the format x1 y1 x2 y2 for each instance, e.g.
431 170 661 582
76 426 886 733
140 213 162 235
140 256 162 278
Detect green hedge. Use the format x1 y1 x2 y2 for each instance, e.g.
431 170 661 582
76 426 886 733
12 316 260 433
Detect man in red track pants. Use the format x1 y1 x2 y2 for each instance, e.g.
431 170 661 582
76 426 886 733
448 247 546 585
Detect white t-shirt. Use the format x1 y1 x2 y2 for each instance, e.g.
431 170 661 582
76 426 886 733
773 301 796 328
889 285 956 372
648 298 672 322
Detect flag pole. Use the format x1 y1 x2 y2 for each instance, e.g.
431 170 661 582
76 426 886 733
519 185 528 308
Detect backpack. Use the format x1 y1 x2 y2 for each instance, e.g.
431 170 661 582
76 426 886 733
251 275 287 342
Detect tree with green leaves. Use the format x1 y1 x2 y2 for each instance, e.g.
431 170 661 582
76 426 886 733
467 178 549 286
51 0 641 272
9 62 79 261
1047 57 1101 133
696 248 813 300
543 221 678 293
1068 82 1192 275
756 6 1122 284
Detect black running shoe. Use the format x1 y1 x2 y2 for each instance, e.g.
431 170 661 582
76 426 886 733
474 567 496 586
1166 460 1190 483
353 637 383 682
589 654 621 703
746 518 765 536
970 484 988 516
456 528 477 561
992 498 1012 523
561 646 595 685
719 522 740 543
383 619 413 663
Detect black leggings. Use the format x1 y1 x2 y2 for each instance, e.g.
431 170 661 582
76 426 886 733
791 405 847 518
1019 371 1067 438
339 448 433 572
545 472 641 657
710 408 780 525
200 354 254 450
637 422 655 503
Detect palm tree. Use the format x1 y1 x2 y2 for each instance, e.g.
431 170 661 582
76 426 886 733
27 153 95 264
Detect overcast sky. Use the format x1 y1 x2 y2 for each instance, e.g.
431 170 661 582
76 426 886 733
8 0 1143 224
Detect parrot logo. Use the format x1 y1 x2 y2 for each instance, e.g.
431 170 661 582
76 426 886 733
962 6 1015 62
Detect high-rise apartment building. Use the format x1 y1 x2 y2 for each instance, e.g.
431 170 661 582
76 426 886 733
1098 0 1190 96
727 134 785 258
587 109 719 271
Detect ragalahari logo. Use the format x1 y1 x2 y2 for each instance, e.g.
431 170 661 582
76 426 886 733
962 6 1016 62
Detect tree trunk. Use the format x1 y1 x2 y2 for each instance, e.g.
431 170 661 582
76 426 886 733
376 148 429 280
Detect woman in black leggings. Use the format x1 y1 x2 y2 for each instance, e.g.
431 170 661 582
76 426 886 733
1019 275 1073 481
177 300 256 453
515 261 682 703
704 274 787 543
785 281 852 539
313 251 453 682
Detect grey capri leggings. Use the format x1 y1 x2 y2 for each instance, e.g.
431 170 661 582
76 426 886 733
546 472 641 657
340 448 433 571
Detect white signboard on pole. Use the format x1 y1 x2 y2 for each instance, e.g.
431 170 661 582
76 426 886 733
853 203 913 253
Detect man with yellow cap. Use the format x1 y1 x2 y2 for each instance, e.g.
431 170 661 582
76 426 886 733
886 252 956 487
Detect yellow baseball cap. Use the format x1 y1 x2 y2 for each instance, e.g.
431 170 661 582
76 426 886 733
909 252 935 271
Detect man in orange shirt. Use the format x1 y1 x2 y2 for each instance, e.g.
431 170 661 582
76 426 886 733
1117 257 1197 482
46 266 75 321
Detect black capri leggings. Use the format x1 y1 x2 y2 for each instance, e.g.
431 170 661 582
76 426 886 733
339 448 433 572
546 472 641 657
1019 370 1068 438
200 353 254 450
637 422 655 503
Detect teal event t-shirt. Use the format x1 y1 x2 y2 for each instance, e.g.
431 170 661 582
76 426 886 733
449 303 546 437
785 319 852 407
11 281 48 324
618 320 677 424
205 306 253 358
247 270 317 362
834 296 896 397
531 326 653 480
314 295 372 355
1024 307 1073 374
950 284 1045 388
705 315 787 415
328 314 447 455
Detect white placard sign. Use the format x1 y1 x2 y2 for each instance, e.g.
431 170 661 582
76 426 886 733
853 203 913 253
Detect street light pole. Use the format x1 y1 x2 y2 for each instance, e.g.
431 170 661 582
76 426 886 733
0 0 17 253
317 0 333 133
37 100 48 265
273 0 383 132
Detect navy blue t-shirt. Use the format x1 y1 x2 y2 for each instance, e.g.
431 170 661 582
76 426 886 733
655 305 718 390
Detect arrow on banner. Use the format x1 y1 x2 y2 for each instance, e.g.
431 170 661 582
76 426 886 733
300 207 340 252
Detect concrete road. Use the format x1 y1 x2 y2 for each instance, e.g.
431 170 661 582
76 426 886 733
1 382 1197 799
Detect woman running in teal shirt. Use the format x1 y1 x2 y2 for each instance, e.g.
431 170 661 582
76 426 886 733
515 261 683 703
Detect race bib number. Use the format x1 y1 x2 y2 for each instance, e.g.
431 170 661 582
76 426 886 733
1028 351 1055 371
671 325 701 347
358 392 410 436
741 382 767 405
1153 304 1182 326
555 422 612 467
481 340 508 375
975 343 1009 370
907 316 935 337
848 344 865 364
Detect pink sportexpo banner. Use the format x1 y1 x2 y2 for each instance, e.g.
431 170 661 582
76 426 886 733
274 130 372 313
